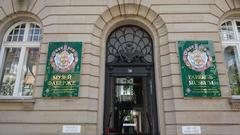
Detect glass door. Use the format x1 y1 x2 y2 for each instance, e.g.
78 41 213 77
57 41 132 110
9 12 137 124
104 75 158 135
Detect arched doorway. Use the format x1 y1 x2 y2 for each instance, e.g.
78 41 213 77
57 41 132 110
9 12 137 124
103 25 159 135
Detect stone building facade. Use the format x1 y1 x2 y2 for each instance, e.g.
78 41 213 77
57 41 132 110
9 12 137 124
0 0 240 135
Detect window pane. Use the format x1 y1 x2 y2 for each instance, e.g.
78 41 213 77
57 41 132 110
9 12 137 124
20 29 24 35
7 35 12 41
224 46 240 95
34 29 40 35
0 48 21 96
33 35 39 41
20 23 26 29
21 48 39 96
12 35 18 41
226 21 232 26
18 35 24 41
13 29 19 35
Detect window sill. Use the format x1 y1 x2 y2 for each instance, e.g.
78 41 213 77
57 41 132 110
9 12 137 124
0 96 35 103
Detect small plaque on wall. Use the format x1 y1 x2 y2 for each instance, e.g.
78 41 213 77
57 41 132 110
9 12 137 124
42 42 82 97
182 126 201 134
178 40 221 97
63 125 81 133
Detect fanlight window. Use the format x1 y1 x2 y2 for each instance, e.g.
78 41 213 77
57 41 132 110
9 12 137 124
6 22 41 42
0 22 41 97
220 21 236 40
106 26 153 65
220 20 240 41
220 19 240 95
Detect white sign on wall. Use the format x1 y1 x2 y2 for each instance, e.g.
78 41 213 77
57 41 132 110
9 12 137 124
62 125 81 133
182 126 201 134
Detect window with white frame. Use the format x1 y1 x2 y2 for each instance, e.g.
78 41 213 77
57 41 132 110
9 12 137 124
0 22 41 97
220 19 240 95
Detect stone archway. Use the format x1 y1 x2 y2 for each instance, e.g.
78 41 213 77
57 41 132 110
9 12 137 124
91 3 169 135
103 25 158 134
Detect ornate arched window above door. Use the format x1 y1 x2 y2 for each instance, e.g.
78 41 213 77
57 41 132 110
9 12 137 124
106 25 153 65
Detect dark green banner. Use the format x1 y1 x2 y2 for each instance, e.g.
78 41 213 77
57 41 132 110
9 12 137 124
178 40 221 97
42 42 82 97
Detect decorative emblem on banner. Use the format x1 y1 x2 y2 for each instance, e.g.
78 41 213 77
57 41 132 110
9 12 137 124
50 45 78 72
183 44 212 72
